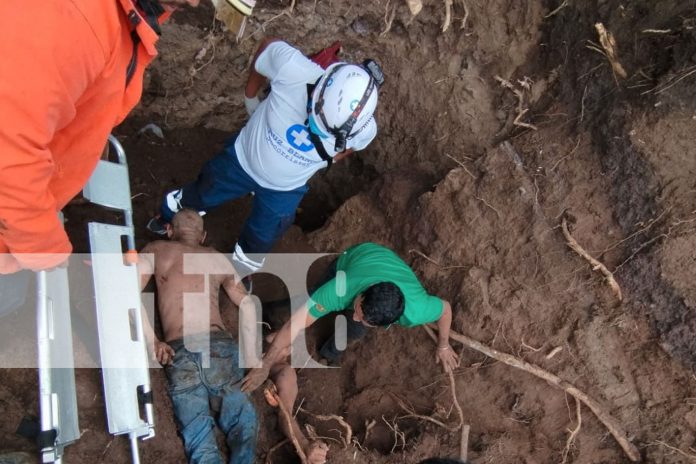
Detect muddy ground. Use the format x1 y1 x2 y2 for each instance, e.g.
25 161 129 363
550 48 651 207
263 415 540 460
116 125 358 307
2 0 696 462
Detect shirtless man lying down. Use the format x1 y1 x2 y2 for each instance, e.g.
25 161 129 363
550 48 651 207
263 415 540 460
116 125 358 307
138 209 327 464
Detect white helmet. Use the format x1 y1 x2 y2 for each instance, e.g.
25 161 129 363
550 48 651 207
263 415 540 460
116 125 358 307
309 63 379 152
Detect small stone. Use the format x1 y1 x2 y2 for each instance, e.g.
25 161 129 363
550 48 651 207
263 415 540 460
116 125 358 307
351 18 370 36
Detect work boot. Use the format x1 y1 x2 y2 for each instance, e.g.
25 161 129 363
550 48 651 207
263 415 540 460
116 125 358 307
0 452 34 464
146 216 169 236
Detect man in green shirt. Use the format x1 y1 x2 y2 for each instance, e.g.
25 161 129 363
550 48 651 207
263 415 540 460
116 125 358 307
241 242 459 392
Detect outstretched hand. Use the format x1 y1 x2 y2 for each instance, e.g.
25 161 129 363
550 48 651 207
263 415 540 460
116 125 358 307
241 365 270 393
435 344 460 372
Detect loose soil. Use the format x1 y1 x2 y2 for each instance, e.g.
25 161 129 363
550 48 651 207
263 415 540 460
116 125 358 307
2 0 696 463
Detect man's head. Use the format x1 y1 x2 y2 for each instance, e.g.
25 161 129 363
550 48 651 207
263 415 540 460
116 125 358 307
309 63 380 152
168 209 206 244
352 282 404 327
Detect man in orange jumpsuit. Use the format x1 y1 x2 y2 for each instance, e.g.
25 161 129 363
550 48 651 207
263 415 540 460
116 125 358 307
0 0 200 316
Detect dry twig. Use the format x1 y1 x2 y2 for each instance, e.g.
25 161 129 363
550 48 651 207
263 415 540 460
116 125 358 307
561 216 623 302
430 325 641 462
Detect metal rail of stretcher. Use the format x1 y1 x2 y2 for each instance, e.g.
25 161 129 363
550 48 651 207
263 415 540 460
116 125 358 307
83 135 155 464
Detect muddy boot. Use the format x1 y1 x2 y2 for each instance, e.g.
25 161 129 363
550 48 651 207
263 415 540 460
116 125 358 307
0 452 35 464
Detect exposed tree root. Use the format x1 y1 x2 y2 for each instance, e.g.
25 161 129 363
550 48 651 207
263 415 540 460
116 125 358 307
392 393 460 431
299 408 353 448
561 398 582 464
594 23 628 80
423 326 469 461
561 216 623 303
442 0 453 32
495 75 538 132
429 325 641 462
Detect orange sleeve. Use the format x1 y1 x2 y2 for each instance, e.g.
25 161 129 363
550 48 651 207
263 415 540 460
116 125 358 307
0 2 105 271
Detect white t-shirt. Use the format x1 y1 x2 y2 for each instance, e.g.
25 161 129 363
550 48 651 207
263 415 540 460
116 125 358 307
235 41 378 191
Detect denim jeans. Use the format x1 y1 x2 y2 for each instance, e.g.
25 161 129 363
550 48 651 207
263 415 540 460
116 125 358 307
165 333 257 464
160 134 308 258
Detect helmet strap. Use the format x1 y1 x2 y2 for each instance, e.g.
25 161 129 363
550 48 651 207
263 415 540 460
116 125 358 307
313 65 376 152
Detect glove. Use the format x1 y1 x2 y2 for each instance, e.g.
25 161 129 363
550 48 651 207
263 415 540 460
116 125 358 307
244 95 260 116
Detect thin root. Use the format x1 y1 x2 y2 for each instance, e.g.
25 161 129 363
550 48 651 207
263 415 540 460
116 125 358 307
380 0 397 37
299 408 353 448
561 216 623 302
408 249 468 270
442 0 453 32
594 23 628 80
561 398 582 464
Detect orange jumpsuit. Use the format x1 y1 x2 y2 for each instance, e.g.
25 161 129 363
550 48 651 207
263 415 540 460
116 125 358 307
0 0 167 273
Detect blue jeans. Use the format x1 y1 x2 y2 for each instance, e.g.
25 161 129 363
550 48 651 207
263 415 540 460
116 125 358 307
160 134 308 258
165 333 257 464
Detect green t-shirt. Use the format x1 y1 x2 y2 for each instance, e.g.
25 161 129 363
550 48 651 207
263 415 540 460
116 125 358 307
307 243 444 328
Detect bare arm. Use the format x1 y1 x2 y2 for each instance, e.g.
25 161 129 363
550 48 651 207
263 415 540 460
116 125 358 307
223 276 263 368
241 304 317 392
137 245 174 365
245 37 279 98
333 148 354 162
434 300 459 372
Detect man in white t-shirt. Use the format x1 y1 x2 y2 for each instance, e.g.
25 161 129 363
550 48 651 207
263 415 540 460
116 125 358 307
148 38 382 280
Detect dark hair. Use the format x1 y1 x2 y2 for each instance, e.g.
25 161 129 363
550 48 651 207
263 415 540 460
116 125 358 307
361 282 404 326
418 459 468 464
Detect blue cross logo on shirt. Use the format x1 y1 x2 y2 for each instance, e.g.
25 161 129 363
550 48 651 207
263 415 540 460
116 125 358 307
286 124 314 152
